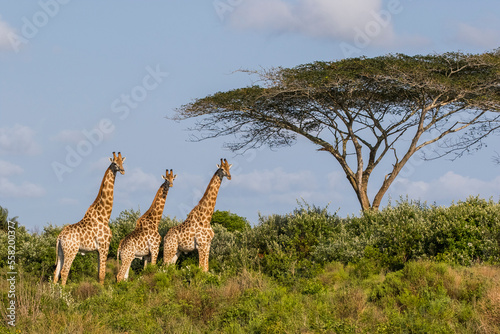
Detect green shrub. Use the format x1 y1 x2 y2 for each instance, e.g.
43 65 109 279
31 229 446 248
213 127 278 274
427 197 500 266
211 210 251 232
3 196 500 287
248 203 339 284
370 261 487 333
313 197 500 269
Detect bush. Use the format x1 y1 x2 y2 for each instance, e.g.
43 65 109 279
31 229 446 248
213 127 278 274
3 197 500 286
2 199 500 333
247 203 339 284
211 210 251 233
209 223 255 275
313 197 500 270
427 197 500 265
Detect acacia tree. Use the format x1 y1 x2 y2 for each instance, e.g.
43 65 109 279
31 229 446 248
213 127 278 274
174 51 500 211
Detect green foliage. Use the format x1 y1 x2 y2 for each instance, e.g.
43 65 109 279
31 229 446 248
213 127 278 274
3 197 500 286
15 225 61 277
0 205 18 232
211 210 250 232
369 261 487 333
246 203 339 284
3 199 500 332
312 197 500 270
281 51 500 96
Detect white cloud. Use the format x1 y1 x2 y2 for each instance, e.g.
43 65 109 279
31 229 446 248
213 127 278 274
229 0 397 44
0 160 23 177
230 0 296 32
454 23 500 49
0 158 45 199
0 177 45 198
0 17 17 51
0 124 42 155
389 171 500 203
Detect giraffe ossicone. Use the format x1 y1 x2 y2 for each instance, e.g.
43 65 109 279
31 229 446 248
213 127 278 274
163 158 232 272
53 152 126 286
116 169 176 282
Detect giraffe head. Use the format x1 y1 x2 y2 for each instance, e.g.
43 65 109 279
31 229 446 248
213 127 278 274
161 169 177 188
217 158 232 180
109 152 126 175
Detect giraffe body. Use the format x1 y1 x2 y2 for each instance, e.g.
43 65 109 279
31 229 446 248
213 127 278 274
163 159 232 272
54 152 125 286
116 170 176 282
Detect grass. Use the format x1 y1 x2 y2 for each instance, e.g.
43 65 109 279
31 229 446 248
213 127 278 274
1 261 500 333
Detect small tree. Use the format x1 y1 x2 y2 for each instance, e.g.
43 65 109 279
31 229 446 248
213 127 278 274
174 50 500 211
0 205 18 231
211 210 251 232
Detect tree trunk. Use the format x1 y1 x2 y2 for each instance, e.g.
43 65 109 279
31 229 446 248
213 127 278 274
352 178 372 212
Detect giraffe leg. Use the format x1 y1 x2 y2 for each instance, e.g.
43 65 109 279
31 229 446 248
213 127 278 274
163 246 180 266
150 244 159 266
198 243 211 272
163 233 179 265
60 245 78 286
117 255 134 282
125 265 131 280
97 247 109 285
97 251 101 282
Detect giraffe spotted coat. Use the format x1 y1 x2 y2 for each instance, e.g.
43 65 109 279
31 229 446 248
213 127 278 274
163 159 232 272
116 169 176 282
54 152 125 286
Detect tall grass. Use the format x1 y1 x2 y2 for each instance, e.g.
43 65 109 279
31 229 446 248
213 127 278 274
2 261 499 333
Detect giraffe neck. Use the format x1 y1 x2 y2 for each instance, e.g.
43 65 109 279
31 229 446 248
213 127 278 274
85 165 116 221
137 184 169 229
195 170 223 221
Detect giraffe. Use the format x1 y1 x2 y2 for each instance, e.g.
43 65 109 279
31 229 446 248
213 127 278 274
116 169 177 282
163 159 232 272
53 152 126 286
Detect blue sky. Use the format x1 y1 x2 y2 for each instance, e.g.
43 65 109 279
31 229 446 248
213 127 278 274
0 0 499 231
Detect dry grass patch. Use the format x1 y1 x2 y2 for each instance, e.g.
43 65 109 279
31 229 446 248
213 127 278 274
475 265 500 333
71 281 101 301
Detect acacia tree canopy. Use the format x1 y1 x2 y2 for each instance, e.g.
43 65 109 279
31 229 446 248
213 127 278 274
174 50 500 211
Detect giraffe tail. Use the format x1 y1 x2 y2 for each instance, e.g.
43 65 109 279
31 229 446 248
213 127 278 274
54 238 63 283
116 240 122 269
55 238 60 266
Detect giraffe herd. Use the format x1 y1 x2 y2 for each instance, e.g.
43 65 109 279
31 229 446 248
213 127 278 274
53 152 232 286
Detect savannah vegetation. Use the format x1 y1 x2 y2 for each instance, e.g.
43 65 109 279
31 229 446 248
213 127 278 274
1 198 500 333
